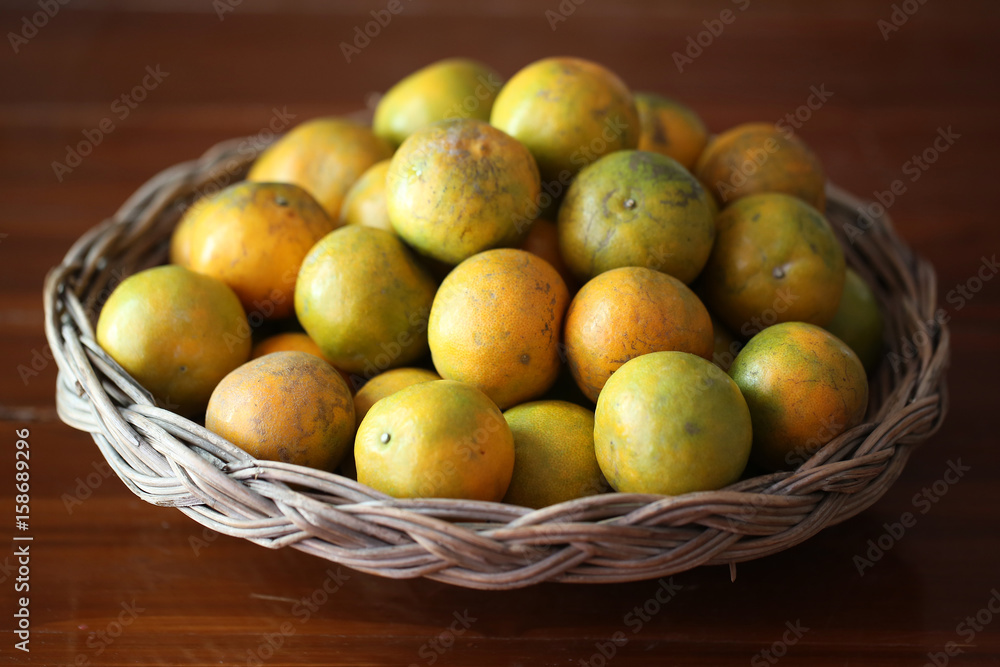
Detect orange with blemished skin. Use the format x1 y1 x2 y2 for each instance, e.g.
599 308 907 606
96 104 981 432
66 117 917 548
386 118 540 265
694 122 826 210
339 159 392 232
96 265 251 415
634 92 709 170
353 367 441 428
595 351 752 495
520 218 579 294
373 58 502 148
355 380 515 501
490 57 640 183
248 117 392 220
564 266 714 403
251 332 356 393
700 193 846 337
206 352 355 472
428 249 569 409
177 182 336 320
729 322 869 471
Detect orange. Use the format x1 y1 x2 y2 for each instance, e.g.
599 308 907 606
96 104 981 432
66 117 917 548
206 351 354 471
519 218 578 294
247 117 392 220
502 400 607 509
250 332 356 392
595 351 752 495
700 193 846 336
491 57 640 183
564 266 714 403
353 367 441 428
95 265 251 415
709 315 743 373
729 321 869 471
373 57 502 148
694 122 826 210
386 118 540 265
634 92 709 170
355 380 515 501
175 181 336 320
558 150 716 284
824 268 884 373
428 249 569 409
295 226 437 377
339 159 392 232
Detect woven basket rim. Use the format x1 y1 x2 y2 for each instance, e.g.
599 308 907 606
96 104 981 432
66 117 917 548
43 129 950 589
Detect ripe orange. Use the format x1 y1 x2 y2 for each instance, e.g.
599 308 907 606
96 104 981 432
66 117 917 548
564 266 714 403
353 367 441 428
175 181 336 320
595 351 752 495
96 265 251 415
339 159 392 232
386 118 540 265
502 400 607 509
428 249 569 409
634 92 709 170
206 351 355 471
729 322 869 471
694 122 826 210
700 193 846 336
519 218 579 294
491 57 640 183
355 380 515 501
558 150 716 284
250 332 356 392
248 117 392 220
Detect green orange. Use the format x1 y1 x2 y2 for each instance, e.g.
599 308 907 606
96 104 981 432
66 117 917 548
339 159 392 232
824 268 884 373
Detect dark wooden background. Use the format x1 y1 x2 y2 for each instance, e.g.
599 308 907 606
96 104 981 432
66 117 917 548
2 1 999 665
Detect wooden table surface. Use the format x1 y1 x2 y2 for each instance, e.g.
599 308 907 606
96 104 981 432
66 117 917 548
2 1 999 665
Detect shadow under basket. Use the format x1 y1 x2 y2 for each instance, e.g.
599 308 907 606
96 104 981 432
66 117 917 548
44 135 950 590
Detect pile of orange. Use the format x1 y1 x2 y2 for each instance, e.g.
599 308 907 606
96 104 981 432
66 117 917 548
95 57 883 508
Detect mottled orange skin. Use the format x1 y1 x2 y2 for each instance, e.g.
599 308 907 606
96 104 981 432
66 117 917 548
353 367 441 428
355 380 515 501
694 122 827 210
729 322 869 471
558 150 716 284
634 92 709 170
824 268 885 373
428 249 570 409
595 351 752 495
206 352 355 472
339 159 392 232
177 182 336 320
386 118 540 265
519 218 579 294
248 117 392 220
564 266 714 403
295 226 438 376
490 57 640 183
700 193 846 337
251 332 355 392
96 265 251 415
502 400 608 509
373 57 502 148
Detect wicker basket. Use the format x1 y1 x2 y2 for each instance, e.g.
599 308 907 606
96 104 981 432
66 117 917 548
43 133 949 590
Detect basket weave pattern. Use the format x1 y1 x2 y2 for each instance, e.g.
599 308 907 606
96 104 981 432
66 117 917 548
44 136 949 589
